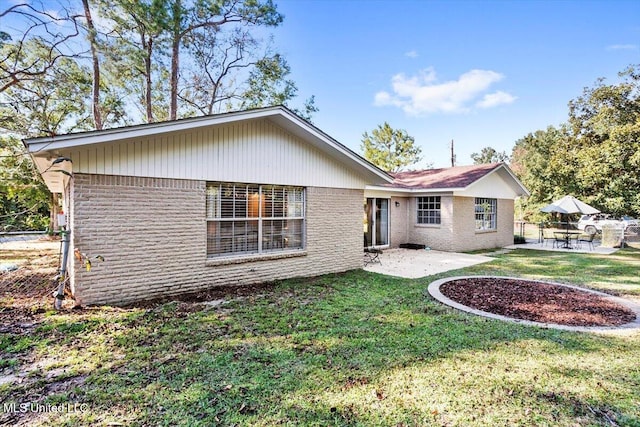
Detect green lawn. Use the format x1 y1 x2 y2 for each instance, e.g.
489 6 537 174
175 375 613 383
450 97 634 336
2 248 640 426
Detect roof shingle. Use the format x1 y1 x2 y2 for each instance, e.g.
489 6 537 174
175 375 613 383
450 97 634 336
388 163 503 189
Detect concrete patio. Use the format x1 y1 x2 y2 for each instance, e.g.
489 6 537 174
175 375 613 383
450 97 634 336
504 239 619 254
363 240 621 280
363 248 493 279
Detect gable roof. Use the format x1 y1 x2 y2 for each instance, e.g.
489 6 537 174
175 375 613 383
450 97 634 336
390 163 503 189
367 163 529 197
24 106 393 193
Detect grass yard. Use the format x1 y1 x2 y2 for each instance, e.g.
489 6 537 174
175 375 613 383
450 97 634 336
1 248 640 426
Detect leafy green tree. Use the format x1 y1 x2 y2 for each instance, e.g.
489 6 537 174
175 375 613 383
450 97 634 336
471 146 510 164
0 39 93 136
165 0 283 120
510 125 577 221
511 64 640 219
1 0 314 230
240 54 318 121
567 65 640 216
0 135 50 231
361 122 423 172
0 40 97 230
0 4 81 93
97 0 169 123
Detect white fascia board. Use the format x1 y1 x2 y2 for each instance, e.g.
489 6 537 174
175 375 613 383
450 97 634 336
501 165 530 196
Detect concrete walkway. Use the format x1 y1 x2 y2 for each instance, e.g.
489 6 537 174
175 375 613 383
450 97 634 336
363 248 493 279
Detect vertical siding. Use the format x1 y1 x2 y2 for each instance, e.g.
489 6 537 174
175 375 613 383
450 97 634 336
65 119 367 189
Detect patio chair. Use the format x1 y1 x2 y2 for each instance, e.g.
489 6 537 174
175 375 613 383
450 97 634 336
576 233 596 251
364 235 382 266
552 232 566 249
541 229 556 247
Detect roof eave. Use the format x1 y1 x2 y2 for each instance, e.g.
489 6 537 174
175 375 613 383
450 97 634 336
496 163 530 197
365 185 466 194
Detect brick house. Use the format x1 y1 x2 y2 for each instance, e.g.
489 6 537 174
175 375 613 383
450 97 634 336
25 106 527 306
364 164 529 252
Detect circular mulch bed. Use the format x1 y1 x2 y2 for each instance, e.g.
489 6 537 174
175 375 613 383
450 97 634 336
438 277 636 327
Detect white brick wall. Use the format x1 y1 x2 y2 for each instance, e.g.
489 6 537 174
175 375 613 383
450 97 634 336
71 174 364 306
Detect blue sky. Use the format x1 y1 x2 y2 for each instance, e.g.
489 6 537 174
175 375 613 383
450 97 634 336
273 0 640 168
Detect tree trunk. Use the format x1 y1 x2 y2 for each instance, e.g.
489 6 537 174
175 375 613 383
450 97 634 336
81 0 103 130
169 0 182 121
144 37 154 123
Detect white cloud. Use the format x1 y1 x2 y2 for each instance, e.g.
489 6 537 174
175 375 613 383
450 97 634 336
405 50 419 58
606 44 638 51
374 67 515 115
476 91 517 108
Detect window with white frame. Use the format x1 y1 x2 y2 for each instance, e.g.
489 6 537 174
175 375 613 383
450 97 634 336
417 196 441 225
475 198 497 231
206 182 305 257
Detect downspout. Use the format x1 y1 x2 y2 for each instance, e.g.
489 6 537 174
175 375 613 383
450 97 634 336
54 227 71 310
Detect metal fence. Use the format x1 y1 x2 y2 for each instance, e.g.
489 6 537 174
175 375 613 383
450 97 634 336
514 221 581 243
515 221 640 248
625 225 640 248
0 237 61 311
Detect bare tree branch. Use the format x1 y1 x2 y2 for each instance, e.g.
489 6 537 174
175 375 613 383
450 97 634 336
0 3 84 93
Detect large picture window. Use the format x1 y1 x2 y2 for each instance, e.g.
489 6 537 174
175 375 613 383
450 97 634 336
475 198 497 231
206 182 305 257
417 196 441 225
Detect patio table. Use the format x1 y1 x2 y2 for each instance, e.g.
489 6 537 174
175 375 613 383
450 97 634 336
554 231 582 249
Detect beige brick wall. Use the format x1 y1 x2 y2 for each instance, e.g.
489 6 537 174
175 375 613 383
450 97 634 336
406 195 455 251
71 174 363 306
401 195 514 251
450 197 514 252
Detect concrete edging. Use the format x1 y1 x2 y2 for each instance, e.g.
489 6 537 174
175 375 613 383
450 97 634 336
427 276 640 334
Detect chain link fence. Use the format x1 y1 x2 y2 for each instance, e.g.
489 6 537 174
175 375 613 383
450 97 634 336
625 225 640 249
514 221 584 243
0 236 61 313
515 221 640 249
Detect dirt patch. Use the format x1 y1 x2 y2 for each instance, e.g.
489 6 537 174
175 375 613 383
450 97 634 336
122 281 281 310
439 277 636 327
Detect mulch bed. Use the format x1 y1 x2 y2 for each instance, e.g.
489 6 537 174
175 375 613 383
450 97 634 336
440 277 636 327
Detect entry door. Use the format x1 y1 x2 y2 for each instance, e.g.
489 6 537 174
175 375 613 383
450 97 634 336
365 198 389 247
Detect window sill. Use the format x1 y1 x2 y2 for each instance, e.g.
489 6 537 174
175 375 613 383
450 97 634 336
415 224 441 228
475 229 497 234
206 249 307 266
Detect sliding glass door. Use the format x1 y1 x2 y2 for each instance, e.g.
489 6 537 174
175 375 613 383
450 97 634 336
365 198 389 247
